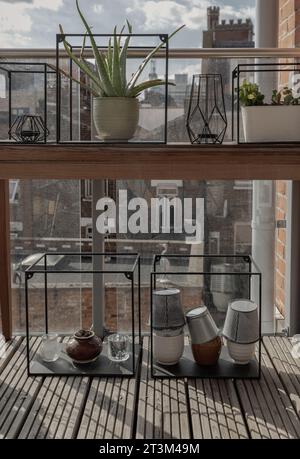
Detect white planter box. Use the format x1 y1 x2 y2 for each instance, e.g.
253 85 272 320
241 105 300 142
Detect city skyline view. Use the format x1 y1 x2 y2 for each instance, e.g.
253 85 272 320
0 0 255 48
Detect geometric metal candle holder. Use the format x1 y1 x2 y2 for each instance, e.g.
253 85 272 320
8 114 49 143
186 74 227 144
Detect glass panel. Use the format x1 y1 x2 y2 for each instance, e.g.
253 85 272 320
10 179 81 333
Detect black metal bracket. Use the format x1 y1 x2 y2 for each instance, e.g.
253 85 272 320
159 34 168 44
125 272 133 280
57 34 65 43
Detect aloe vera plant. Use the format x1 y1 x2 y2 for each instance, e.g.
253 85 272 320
58 0 185 98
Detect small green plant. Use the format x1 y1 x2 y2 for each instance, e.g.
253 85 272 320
57 0 185 98
238 80 300 106
271 87 300 105
237 80 265 106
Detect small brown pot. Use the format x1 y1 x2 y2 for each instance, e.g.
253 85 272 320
191 336 222 366
66 329 102 364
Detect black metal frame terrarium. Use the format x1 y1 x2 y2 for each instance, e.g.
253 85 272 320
150 254 262 379
232 62 300 144
0 62 55 143
56 32 170 144
25 252 141 377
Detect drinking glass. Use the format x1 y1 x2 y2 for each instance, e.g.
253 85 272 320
107 333 130 362
40 333 60 362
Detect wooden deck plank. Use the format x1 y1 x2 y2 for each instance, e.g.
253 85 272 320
236 341 300 439
1 335 300 439
0 336 22 374
78 349 138 440
187 377 247 439
0 337 42 439
18 337 90 439
264 336 300 424
222 380 249 439
77 378 107 439
136 337 190 439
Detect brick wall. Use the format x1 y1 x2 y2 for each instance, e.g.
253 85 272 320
279 0 300 48
276 0 299 316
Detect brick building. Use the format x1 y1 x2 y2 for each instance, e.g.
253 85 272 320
203 6 254 48
275 0 300 317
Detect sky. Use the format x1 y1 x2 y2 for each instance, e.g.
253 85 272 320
0 0 255 48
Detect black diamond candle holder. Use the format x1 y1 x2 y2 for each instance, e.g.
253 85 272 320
9 115 49 143
186 74 227 144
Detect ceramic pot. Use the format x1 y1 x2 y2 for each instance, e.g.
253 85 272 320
93 97 139 141
226 339 256 365
153 332 184 366
241 105 300 142
212 292 233 312
185 306 219 344
222 299 259 344
191 336 222 366
153 288 185 330
66 329 102 364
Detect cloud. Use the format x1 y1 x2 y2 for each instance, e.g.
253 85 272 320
93 5 103 13
126 0 254 32
0 0 64 47
0 0 255 48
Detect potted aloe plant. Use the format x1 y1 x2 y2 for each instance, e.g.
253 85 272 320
59 0 184 141
239 80 300 142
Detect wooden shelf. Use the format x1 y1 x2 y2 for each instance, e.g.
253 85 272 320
1 142 300 179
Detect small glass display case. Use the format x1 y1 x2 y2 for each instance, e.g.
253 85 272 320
150 254 261 379
25 252 141 377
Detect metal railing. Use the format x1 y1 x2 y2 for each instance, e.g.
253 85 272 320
1 47 300 59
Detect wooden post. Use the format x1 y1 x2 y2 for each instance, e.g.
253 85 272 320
0 179 12 340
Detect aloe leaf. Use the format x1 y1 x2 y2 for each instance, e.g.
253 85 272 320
106 37 113 77
119 20 132 91
75 0 116 96
118 24 125 47
59 24 104 93
112 26 123 95
80 32 87 60
127 24 185 91
127 79 175 97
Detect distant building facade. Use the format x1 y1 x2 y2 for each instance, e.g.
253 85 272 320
203 6 254 48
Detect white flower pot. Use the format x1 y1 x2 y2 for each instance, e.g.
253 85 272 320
212 292 233 312
93 97 139 141
241 105 300 142
153 333 184 366
226 340 256 365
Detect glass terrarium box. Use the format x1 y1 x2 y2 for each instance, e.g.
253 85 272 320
25 252 141 377
0 62 56 143
150 254 261 379
56 32 169 144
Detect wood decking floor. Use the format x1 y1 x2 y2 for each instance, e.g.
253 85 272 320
0 335 300 439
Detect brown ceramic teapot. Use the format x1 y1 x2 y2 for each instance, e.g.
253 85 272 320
66 329 102 363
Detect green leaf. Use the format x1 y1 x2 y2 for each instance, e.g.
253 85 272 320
127 79 175 97
119 20 132 92
80 32 87 60
59 24 104 93
106 37 113 77
112 26 123 95
75 0 116 96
